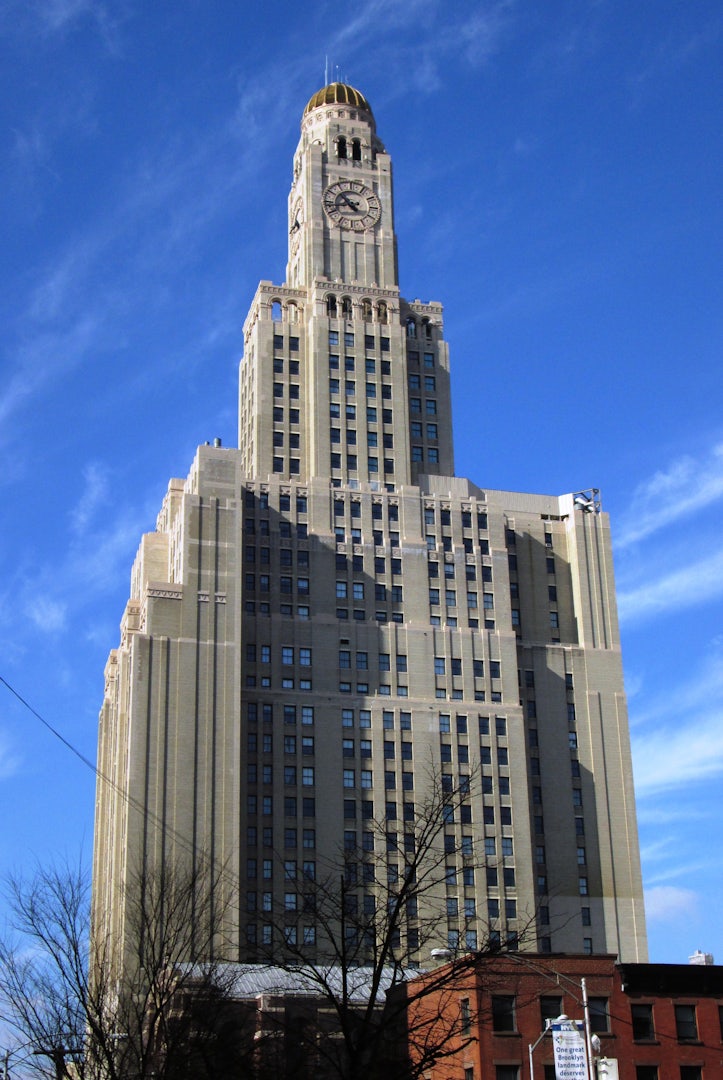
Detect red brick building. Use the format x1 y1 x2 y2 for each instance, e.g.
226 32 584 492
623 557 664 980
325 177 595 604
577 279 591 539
397 953 723 1080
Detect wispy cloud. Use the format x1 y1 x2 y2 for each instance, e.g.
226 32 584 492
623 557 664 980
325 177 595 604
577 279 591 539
630 650 723 795
70 462 110 534
618 545 723 624
0 730 22 781
628 17 722 109
637 803 708 827
616 442 723 549
0 315 101 438
645 861 715 888
25 596 67 634
1 488 156 645
633 711 723 795
645 885 699 925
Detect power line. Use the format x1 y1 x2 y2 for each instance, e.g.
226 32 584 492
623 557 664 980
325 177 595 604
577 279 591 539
0 674 244 895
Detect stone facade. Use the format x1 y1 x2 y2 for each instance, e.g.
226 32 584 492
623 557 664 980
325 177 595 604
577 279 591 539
92 84 647 968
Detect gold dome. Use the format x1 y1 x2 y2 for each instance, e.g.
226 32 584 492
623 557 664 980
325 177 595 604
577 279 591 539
303 83 372 117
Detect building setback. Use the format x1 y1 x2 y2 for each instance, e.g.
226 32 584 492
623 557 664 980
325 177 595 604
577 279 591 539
92 83 647 967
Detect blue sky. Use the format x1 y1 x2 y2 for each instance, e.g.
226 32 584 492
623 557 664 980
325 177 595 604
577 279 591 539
1 0 721 967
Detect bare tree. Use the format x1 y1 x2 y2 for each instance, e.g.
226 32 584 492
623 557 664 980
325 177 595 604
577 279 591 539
0 860 90 1080
246 767 535 1080
0 858 254 1080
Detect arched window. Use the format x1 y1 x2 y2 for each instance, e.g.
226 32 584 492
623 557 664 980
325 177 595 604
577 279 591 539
422 318 433 340
341 296 353 318
337 136 347 160
361 299 373 321
326 295 337 316
377 302 388 324
406 317 417 339
271 300 282 321
352 138 362 162
287 302 298 323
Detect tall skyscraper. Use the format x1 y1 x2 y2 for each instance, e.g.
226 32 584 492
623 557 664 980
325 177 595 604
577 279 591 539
93 83 647 966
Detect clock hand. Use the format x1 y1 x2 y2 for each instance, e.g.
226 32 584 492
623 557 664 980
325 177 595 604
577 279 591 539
338 192 360 211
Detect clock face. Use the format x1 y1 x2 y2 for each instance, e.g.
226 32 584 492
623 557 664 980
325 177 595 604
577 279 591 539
322 180 381 232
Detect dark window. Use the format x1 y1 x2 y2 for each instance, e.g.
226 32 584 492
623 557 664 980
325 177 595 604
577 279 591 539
635 1069 658 1080
460 997 471 1035
631 1003 655 1041
679 1071 701 1080
494 1065 519 1080
491 995 516 1033
674 1004 697 1041
588 998 609 1034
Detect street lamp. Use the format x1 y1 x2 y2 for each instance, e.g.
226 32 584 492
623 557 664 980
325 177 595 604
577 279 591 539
528 1012 565 1080
525 984 596 1080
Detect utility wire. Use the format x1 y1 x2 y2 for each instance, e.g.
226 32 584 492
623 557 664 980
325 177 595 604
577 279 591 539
0 674 243 894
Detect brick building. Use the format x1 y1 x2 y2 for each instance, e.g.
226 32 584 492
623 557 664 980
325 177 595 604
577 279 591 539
397 953 723 1080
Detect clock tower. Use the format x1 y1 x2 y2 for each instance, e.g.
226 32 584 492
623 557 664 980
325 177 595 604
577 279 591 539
287 83 398 290
94 83 648 978
238 82 454 489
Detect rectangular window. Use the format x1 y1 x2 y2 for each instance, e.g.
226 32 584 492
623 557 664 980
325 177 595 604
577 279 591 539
492 996 516 1033
588 998 610 1034
631 1004 655 1041
540 996 563 1024
674 1004 697 1041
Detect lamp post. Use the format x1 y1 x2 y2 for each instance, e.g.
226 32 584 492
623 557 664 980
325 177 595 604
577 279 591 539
527 1013 559 1080
527 997 596 1080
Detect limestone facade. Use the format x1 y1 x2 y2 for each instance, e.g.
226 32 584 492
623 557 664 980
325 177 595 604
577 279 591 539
93 84 647 966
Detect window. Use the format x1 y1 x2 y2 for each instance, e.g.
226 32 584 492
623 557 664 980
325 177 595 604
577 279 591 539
540 996 562 1024
635 1069 658 1080
627 1002 655 1041
679 1070 702 1080
588 998 609 1034
492 996 516 1033
674 1004 697 1041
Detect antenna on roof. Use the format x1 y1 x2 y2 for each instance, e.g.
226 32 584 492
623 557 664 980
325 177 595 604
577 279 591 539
325 56 329 85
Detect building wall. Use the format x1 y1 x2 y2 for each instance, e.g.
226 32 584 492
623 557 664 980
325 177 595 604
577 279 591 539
401 954 723 1080
92 83 647 969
